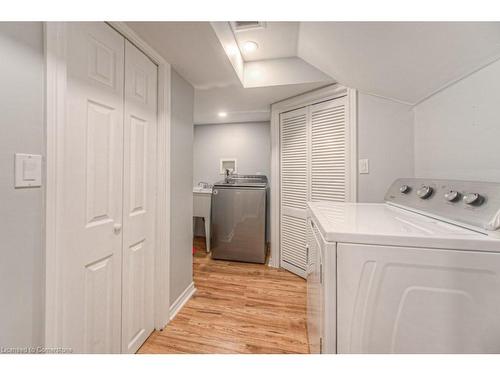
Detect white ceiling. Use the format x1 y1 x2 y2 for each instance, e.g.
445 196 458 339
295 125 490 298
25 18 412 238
298 22 500 104
127 21 331 124
127 22 240 90
233 22 299 62
128 22 500 125
194 81 329 124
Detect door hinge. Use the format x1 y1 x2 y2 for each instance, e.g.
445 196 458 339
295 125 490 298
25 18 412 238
306 245 309 264
320 263 323 284
319 337 323 354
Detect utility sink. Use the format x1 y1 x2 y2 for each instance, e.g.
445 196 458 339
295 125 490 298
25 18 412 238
193 186 212 252
193 186 212 194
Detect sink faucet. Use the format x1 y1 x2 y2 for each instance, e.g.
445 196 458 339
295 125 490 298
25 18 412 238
224 168 233 183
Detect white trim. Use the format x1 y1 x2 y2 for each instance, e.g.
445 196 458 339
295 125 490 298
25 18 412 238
348 88 358 202
269 84 358 270
269 106 281 268
44 22 67 347
169 282 196 321
271 84 347 111
44 21 172 347
356 90 414 107
154 63 172 330
107 23 166 66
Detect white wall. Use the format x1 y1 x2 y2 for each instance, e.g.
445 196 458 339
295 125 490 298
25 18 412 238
193 122 271 186
170 69 195 305
357 58 500 195
357 93 415 202
0 22 44 348
414 59 500 182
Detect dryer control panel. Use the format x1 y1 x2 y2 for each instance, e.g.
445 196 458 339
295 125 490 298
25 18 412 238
385 178 500 233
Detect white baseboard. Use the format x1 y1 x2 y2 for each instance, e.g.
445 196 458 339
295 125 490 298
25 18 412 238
169 282 196 321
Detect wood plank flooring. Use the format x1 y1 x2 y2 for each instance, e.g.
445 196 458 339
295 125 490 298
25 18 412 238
138 237 309 354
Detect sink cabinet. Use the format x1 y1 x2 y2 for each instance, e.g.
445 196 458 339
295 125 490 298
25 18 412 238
193 188 212 252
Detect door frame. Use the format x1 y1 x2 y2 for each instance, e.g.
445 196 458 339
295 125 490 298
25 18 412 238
269 84 358 269
44 22 172 348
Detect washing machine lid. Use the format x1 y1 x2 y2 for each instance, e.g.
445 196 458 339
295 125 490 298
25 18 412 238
307 201 500 252
214 174 268 188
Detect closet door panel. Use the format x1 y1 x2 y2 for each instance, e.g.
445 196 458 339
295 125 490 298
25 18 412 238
279 95 352 278
62 22 125 353
310 96 349 202
122 40 158 354
280 107 308 276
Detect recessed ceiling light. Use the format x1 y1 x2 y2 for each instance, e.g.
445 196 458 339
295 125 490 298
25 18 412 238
242 41 258 53
218 111 228 118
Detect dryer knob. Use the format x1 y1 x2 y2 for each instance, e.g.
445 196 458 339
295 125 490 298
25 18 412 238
463 193 482 205
400 184 411 194
417 185 433 199
444 190 460 202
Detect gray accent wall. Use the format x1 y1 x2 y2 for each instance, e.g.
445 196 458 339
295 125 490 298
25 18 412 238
192 122 271 237
0 22 44 348
357 93 415 202
169 69 195 305
193 121 271 186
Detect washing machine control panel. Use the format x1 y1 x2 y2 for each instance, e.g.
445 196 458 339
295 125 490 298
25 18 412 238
385 178 500 232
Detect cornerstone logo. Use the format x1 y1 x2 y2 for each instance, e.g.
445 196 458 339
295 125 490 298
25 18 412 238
0 347 73 354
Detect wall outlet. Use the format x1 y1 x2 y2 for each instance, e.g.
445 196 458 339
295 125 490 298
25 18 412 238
359 159 369 174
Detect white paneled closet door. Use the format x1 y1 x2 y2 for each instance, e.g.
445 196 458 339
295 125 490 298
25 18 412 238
121 40 157 354
61 23 158 353
62 22 125 353
280 107 309 276
279 96 351 278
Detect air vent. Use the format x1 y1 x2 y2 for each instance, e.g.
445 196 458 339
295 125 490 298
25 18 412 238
231 21 266 32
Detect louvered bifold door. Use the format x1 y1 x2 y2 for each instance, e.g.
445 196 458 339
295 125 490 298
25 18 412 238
280 107 309 277
310 96 349 203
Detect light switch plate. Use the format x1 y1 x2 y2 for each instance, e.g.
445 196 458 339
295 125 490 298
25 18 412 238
15 153 42 188
359 159 369 174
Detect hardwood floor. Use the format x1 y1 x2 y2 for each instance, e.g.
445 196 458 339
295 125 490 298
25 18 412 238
138 237 309 354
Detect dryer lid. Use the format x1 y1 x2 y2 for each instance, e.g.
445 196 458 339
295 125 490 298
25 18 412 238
307 201 499 252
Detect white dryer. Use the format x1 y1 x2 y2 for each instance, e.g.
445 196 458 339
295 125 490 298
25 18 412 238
306 178 500 354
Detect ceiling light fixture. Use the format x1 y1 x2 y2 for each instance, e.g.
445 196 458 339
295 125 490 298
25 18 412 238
218 111 228 118
242 41 258 53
